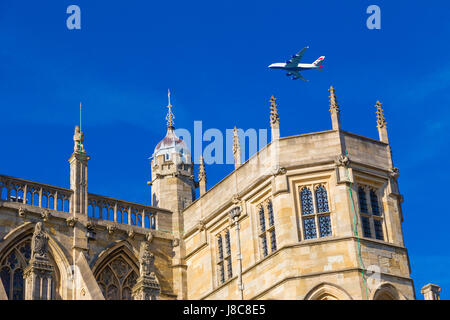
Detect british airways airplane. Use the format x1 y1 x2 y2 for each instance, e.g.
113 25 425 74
268 46 325 81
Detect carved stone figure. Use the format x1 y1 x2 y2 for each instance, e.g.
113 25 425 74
18 206 27 217
106 224 117 235
73 125 85 153
132 241 160 300
41 209 50 222
335 154 350 167
66 217 78 228
271 165 287 177
31 222 49 260
140 242 155 278
146 232 154 243
24 222 55 300
196 219 206 232
390 167 400 179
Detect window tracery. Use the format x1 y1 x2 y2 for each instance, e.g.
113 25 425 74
357 185 384 241
257 199 277 258
0 239 30 300
96 255 138 300
299 185 332 240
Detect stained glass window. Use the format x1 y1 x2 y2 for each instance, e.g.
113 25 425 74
0 239 33 300
96 255 138 300
319 215 332 237
303 217 317 239
370 190 380 216
358 188 368 213
361 216 372 238
12 269 24 300
300 188 314 215
374 219 384 240
315 186 329 213
0 267 10 298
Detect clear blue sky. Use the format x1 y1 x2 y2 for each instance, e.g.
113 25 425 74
0 1 449 299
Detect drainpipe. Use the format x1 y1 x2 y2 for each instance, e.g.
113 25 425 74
230 206 244 300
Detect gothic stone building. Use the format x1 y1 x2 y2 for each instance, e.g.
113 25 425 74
0 87 441 300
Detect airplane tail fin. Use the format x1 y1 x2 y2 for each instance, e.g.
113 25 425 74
313 56 325 66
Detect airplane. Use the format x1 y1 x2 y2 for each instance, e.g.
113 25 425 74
268 46 325 81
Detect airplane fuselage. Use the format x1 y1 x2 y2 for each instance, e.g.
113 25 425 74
268 63 319 71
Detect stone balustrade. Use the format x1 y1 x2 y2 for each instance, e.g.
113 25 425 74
87 193 159 230
0 174 72 213
0 175 171 232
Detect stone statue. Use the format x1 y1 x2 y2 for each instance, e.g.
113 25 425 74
132 241 160 300
73 126 85 152
31 222 49 261
140 242 155 278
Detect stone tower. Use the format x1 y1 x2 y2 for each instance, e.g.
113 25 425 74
149 90 195 235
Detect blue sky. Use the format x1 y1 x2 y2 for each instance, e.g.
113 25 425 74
0 1 449 299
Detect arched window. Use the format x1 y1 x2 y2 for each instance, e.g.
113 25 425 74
370 190 380 216
300 187 314 215
96 255 138 300
299 185 332 240
358 187 368 213
0 238 30 300
216 230 232 285
267 201 277 252
315 185 329 213
357 185 384 241
217 235 225 284
258 206 268 257
256 200 277 259
0 236 58 300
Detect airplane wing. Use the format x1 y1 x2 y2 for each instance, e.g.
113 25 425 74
290 70 308 81
285 46 309 68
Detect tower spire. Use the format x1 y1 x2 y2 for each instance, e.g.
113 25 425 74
328 86 341 130
166 89 175 129
270 96 280 141
375 100 389 143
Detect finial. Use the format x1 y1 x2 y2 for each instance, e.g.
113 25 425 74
270 96 280 126
166 89 175 128
233 126 239 154
328 86 340 113
375 100 386 128
233 126 242 169
198 156 206 182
